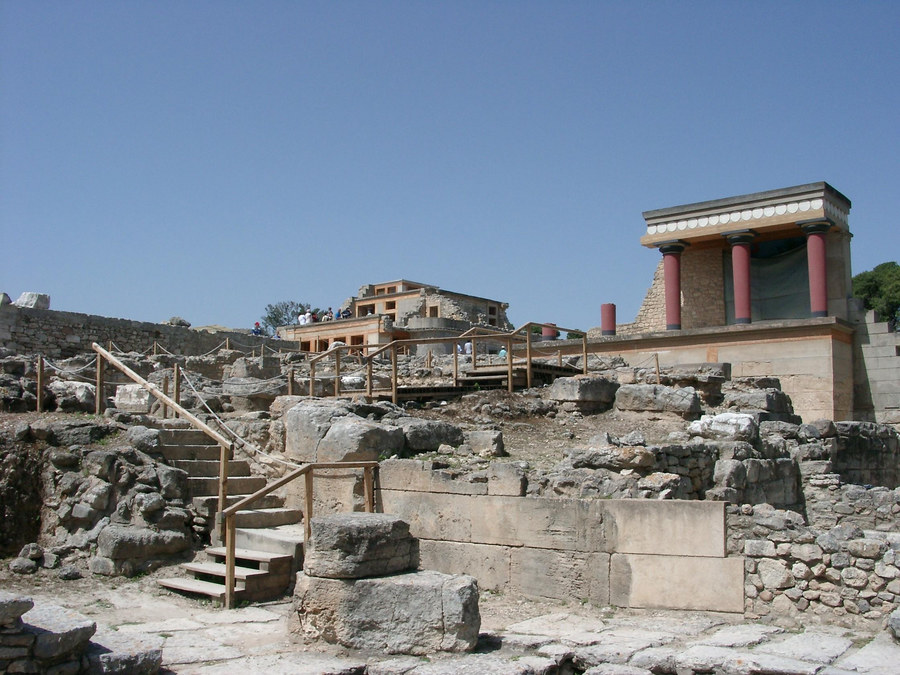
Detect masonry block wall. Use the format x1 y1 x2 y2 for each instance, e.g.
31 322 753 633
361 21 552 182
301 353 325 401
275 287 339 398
681 248 726 329
376 459 745 613
0 305 282 359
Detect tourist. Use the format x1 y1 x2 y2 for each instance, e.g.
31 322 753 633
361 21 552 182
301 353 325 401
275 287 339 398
251 322 263 336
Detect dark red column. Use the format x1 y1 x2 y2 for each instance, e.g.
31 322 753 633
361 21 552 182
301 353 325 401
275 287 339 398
726 232 755 324
601 303 616 335
801 220 832 318
660 242 686 330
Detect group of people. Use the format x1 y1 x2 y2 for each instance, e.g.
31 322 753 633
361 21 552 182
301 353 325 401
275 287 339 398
298 307 353 325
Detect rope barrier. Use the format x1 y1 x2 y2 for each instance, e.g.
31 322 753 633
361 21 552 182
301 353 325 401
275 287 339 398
43 358 98 374
179 368 304 470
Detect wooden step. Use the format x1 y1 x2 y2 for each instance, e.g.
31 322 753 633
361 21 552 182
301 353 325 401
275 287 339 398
170 459 251 477
181 561 268 581
188 476 267 497
206 546 293 566
157 577 235 601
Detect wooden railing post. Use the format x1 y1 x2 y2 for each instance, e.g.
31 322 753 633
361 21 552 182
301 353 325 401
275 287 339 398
304 470 314 542
217 441 231 542
364 466 374 513
309 361 316 397
366 356 373 399
288 367 294 396
95 355 105 414
526 328 533 389
224 514 236 609
173 364 181 418
334 351 341 398
582 335 588 374
225 337 230 350
152 341 158 356
36 356 44 413
391 344 398 405
161 376 169 419
506 339 514 393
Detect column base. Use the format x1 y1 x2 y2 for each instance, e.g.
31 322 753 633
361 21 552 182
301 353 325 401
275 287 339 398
666 324 681 331
601 330 616 336
734 317 751 324
811 310 828 318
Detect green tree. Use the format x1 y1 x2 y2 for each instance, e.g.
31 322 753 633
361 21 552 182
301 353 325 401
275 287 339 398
260 300 310 335
852 262 900 328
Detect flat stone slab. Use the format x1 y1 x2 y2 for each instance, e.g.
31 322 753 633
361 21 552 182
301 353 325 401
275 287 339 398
505 612 606 639
86 628 163 674
674 644 821 675
833 634 900 675
753 629 853 664
304 512 415 579
23 603 96 660
694 623 783 648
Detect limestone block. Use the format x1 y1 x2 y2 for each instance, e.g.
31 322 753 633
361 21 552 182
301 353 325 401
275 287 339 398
510 547 609 604
756 559 793 590
465 429 506 457
547 375 619 411
610 554 744 613
688 413 759 443
96 525 189 560
614 384 701 418
316 416 404 463
48 380 96 413
416 540 511 591
283 399 354 462
0 592 34 624
304 513 414 579
290 570 480 654
569 445 655 471
487 462 527 496
603 500 725 557
113 384 154 413
23 603 96 660
86 628 164 674
398 418 465 453
13 292 50 309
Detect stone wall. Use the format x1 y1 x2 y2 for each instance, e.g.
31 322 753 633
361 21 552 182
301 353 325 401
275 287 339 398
622 260 666 335
728 504 899 627
682 247 726 329
0 304 285 359
376 460 744 614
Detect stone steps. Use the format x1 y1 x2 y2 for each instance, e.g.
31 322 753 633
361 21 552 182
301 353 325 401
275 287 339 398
152 422 304 605
188 475 268 496
171 458 252 477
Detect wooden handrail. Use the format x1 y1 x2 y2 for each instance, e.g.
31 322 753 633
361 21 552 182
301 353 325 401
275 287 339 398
220 459 378 609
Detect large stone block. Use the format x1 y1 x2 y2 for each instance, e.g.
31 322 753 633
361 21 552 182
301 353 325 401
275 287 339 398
290 570 480 654
615 384 701 418
417 540 511 591
316 416 405 462
547 375 619 411
96 525 189 560
603 500 725 557
610 553 744 613
304 513 415 579
510 547 610 604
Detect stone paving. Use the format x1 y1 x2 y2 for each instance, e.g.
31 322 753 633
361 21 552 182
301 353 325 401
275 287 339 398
6 580 899 674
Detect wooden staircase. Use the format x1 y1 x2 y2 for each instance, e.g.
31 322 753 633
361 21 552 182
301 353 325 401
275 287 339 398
155 427 305 604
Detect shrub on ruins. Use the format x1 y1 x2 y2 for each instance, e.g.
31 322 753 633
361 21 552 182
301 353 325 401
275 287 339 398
260 300 319 334
853 261 900 327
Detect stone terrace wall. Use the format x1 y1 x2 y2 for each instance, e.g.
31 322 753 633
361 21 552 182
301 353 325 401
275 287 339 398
376 459 744 614
0 304 287 359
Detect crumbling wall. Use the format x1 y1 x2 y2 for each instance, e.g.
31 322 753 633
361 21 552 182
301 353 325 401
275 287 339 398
621 259 666 335
0 304 280 359
728 503 899 627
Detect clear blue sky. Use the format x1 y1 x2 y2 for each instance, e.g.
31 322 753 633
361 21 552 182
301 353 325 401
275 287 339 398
3 1 898 333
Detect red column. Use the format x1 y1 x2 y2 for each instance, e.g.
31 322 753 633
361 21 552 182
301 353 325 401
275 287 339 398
660 243 686 330
601 303 616 335
802 221 831 318
726 232 754 324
